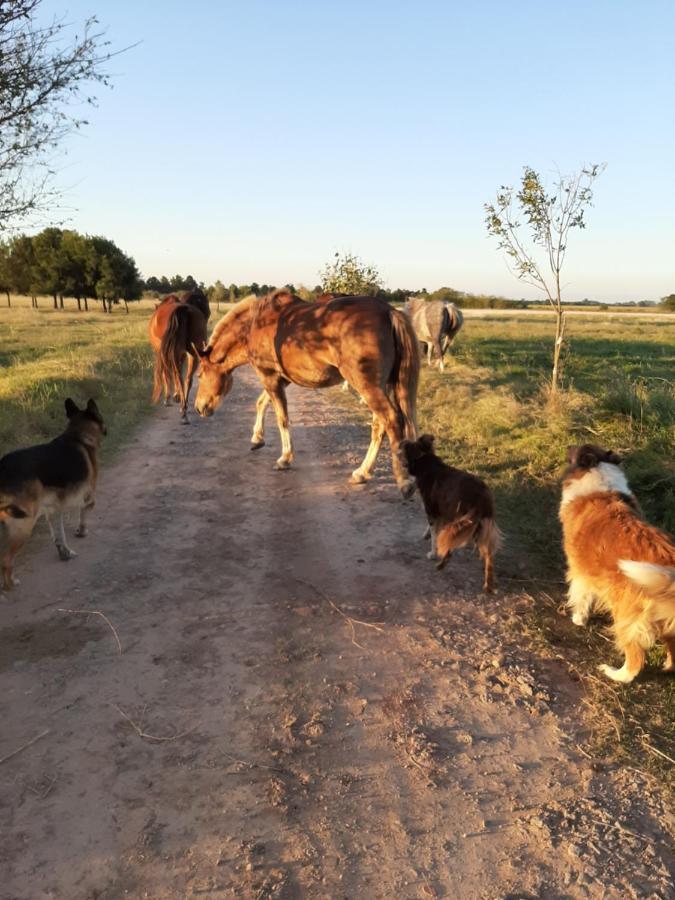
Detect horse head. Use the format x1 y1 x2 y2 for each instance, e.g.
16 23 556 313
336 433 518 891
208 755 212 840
193 344 233 417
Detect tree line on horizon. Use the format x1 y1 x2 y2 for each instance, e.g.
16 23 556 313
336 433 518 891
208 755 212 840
0 228 142 312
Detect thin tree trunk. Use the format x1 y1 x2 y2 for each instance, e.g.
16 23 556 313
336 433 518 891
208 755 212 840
76 297 82 311
5 290 10 307
59 294 64 309
53 293 58 309
32 295 38 309
83 296 89 311
123 299 129 313
551 308 566 392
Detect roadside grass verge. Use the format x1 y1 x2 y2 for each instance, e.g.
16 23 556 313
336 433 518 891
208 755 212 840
0 305 155 460
338 314 674 785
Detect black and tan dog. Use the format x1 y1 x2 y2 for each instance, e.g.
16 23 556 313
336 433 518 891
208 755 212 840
401 434 502 592
0 399 106 591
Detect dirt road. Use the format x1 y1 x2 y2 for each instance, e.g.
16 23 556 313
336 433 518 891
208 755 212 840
1 370 673 899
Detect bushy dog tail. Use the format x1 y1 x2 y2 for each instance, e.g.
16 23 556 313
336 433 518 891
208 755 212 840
477 517 503 556
619 560 675 609
0 497 28 520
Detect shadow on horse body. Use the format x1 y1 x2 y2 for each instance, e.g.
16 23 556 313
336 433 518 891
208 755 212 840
148 288 210 422
194 290 420 496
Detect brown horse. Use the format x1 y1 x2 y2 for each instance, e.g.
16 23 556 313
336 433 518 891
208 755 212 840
149 288 210 422
194 290 420 496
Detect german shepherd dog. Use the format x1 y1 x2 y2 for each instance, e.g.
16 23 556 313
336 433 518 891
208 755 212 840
0 399 106 591
401 434 502 592
560 444 675 683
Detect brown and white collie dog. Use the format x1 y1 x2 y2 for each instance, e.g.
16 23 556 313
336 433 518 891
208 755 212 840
560 444 675 683
401 434 502 592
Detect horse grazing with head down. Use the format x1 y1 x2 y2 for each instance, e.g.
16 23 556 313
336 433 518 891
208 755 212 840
148 288 210 422
194 290 420 496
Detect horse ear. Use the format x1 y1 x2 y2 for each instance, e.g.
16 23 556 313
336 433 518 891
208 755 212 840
192 342 210 359
65 398 79 418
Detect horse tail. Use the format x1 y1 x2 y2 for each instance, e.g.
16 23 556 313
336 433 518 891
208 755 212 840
389 307 420 440
152 306 187 403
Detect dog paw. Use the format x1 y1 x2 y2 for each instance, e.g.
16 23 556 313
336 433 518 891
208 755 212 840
571 613 588 627
75 526 88 538
57 545 77 561
663 658 674 673
426 550 436 561
399 478 416 500
422 526 431 540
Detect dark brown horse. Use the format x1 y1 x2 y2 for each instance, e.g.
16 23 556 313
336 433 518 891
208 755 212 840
194 290 420 496
149 288 210 422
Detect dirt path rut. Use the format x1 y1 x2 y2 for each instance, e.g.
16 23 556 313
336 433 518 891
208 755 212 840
1 370 673 899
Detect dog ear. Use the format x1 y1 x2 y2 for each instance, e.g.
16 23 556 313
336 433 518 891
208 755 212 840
65 398 79 418
86 398 100 415
418 434 435 452
577 445 601 469
604 449 622 465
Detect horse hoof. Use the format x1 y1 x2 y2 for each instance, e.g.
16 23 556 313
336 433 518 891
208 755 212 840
399 478 416 500
75 527 88 538
350 469 369 485
181 416 190 425
274 460 291 470
250 441 266 451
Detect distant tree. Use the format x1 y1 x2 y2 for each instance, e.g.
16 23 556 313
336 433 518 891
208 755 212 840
320 251 383 296
485 164 605 391
660 294 675 311
8 234 38 306
0 241 10 305
228 283 238 302
32 227 67 308
145 275 162 293
159 276 171 294
210 279 227 310
0 0 121 229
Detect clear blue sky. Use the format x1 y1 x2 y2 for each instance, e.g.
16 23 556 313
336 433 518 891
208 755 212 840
45 0 675 300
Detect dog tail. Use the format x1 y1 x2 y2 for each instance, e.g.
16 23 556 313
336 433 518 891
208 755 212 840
477 517 504 556
618 560 675 610
0 496 28 520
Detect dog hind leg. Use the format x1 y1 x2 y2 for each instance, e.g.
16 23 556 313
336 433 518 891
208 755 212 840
2 516 35 589
46 514 77 561
567 577 596 626
599 640 646 684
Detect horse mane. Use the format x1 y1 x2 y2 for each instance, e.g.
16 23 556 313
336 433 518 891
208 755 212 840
209 294 260 346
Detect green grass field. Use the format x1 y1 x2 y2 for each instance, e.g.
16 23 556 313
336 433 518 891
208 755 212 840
0 300 154 459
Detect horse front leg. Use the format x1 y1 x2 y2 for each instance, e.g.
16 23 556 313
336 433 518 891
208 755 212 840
251 390 270 450
266 380 294 469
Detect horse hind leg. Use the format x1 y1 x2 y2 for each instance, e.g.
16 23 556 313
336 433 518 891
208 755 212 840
351 414 385 484
352 384 414 497
182 353 198 423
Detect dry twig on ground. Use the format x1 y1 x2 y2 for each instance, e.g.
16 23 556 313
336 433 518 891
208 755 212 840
57 608 122 655
109 703 196 742
293 577 384 649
